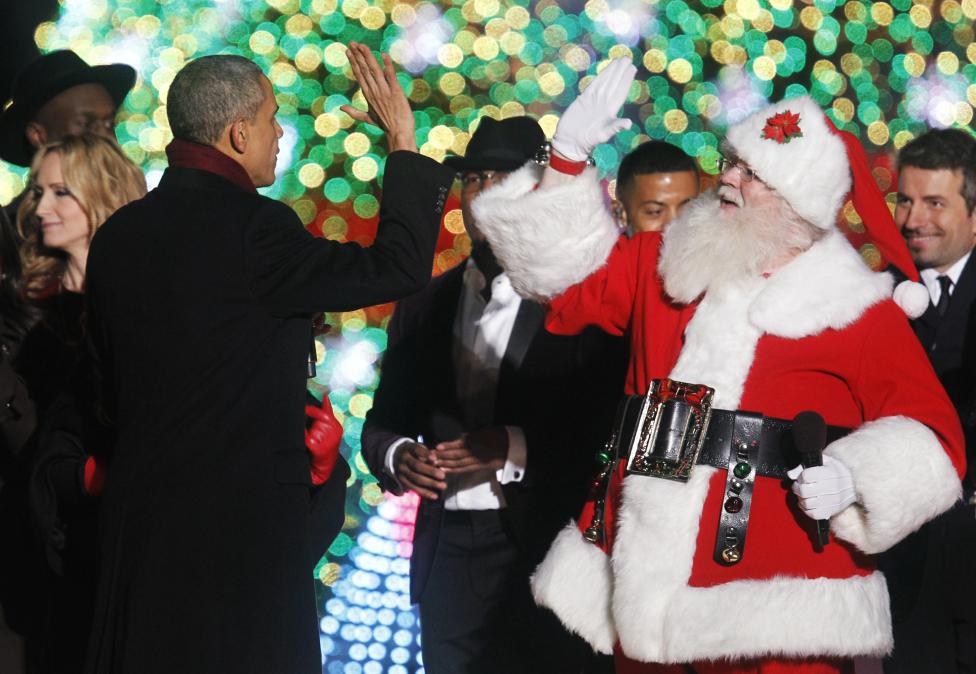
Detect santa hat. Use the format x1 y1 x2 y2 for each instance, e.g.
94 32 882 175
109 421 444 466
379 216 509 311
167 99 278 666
725 95 927 317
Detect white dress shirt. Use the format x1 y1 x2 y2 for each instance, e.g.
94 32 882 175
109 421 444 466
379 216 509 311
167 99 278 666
919 251 971 306
383 259 527 509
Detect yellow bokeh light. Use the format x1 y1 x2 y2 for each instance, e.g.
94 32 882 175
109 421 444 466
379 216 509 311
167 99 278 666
840 53 863 76
643 49 667 73
870 2 894 25
438 43 464 68
769 0 792 9
608 45 633 61
428 125 455 150
267 0 300 14
270 63 298 89
866 121 890 146
964 0 976 19
473 36 500 60
936 51 960 75
697 94 722 119
500 101 525 118
391 3 416 27
663 109 689 133
323 42 349 68
158 47 185 70
909 5 932 27
348 393 373 419
318 562 340 586
505 6 531 28
292 199 316 226
352 157 379 182
844 1 866 22
444 209 466 234
968 84 976 107
832 98 855 122
298 163 325 189
956 102 974 126
539 113 559 138
903 52 926 77
341 0 367 19
249 30 277 56
34 22 58 50
667 58 693 84
295 45 322 72
799 6 823 29
539 71 565 96
721 14 746 38
315 113 340 137
737 0 761 20
485 18 507 39
285 14 314 37
360 6 386 29
499 31 525 56
439 72 466 96
474 0 501 18
893 130 915 149
136 15 161 39
344 132 370 157
561 45 591 71
752 55 777 80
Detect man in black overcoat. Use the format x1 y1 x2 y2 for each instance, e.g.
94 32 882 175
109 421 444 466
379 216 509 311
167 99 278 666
82 45 455 674
361 117 625 673
880 128 976 673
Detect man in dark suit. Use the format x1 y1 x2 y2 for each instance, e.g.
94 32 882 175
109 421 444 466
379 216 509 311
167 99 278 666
0 50 135 224
81 45 455 674
361 117 625 674
881 127 976 674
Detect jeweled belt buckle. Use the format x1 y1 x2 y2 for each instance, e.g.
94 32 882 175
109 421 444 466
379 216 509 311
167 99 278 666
625 378 714 482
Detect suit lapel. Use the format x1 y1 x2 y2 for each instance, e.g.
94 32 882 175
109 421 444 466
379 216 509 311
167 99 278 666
503 300 544 372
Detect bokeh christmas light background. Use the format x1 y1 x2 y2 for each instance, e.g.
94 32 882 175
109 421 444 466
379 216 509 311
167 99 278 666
1 0 974 671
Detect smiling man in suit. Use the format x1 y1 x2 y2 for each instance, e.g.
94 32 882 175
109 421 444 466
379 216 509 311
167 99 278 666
880 127 976 674
361 116 624 674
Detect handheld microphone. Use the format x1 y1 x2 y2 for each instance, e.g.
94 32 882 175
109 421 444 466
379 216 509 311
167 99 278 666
791 410 830 548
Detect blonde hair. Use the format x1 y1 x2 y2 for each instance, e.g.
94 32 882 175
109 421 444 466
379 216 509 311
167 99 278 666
17 134 147 299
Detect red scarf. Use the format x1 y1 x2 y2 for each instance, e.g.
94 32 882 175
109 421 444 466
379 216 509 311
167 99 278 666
165 138 257 193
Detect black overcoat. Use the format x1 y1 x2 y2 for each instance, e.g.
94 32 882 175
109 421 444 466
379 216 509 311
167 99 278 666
82 151 454 674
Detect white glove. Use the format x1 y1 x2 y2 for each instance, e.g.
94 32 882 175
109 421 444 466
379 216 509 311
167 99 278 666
788 454 856 521
551 58 636 161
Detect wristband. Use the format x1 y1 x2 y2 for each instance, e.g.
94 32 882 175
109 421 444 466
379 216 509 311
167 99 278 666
533 142 591 176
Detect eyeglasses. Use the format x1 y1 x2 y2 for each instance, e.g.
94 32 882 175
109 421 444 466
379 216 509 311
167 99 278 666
459 171 507 190
717 156 760 183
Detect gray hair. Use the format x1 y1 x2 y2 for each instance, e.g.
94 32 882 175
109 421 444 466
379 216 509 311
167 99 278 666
167 55 267 145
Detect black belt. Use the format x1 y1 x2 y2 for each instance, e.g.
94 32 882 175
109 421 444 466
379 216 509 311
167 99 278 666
584 394 850 566
613 394 850 479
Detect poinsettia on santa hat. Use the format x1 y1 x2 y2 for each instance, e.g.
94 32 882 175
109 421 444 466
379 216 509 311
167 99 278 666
726 95 850 230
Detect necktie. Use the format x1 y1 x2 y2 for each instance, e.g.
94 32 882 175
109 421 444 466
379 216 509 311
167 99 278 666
936 275 953 317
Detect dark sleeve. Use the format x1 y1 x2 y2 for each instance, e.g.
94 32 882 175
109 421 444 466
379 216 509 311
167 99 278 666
521 329 627 488
244 151 455 316
0 357 36 471
361 300 419 493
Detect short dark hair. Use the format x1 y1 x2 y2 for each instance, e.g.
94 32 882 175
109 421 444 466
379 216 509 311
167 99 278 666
168 55 266 145
617 141 698 195
897 128 976 214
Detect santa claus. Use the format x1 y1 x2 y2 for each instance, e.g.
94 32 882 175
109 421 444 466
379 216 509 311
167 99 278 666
471 59 965 674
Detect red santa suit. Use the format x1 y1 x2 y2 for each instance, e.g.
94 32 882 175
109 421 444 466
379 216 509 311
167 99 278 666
471 96 965 670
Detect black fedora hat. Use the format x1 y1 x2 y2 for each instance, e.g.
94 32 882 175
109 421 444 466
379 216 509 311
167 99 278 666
444 116 546 172
0 50 136 167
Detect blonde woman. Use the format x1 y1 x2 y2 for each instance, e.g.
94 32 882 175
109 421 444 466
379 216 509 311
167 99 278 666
10 134 144 674
18 133 146 299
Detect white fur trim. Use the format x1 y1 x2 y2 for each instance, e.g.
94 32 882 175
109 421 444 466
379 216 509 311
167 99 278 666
471 161 619 301
612 467 717 662
726 96 850 230
671 276 765 409
530 522 616 654
826 416 962 554
893 280 929 319
750 230 893 338
661 572 892 662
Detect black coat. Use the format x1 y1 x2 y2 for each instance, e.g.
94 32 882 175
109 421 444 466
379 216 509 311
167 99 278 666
881 256 976 674
82 151 454 674
361 264 627 603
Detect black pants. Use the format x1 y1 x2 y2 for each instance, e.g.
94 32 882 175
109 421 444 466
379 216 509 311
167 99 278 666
880 499 976 674
418 509 611 674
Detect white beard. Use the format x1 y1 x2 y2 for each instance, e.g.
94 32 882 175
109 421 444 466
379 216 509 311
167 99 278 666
658 190 822 304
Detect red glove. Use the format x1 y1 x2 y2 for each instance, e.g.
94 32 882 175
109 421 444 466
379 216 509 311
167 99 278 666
305 398 343 485
83 455 107 496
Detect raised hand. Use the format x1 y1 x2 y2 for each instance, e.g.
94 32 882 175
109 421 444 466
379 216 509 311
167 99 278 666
340 42 416 153
551 58 636 161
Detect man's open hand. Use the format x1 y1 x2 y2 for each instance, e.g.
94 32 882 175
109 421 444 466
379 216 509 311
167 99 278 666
340 42 416 153
434 426 508 474
393 441 446 500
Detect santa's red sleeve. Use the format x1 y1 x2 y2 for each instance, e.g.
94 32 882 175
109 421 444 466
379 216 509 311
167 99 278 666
825 300 965 554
